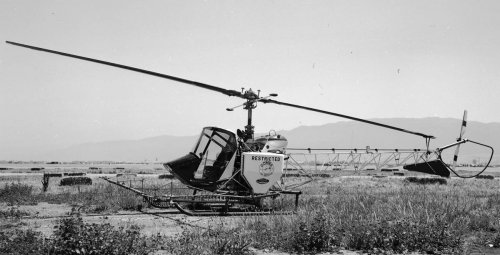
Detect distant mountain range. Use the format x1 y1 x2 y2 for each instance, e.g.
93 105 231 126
40 117 499 164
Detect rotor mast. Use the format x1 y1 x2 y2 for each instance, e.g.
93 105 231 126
227 88 276 141
243 89 259 140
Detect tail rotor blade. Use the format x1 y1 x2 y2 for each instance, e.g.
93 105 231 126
452 144 461 170
452 110 468 170
459 110 468 140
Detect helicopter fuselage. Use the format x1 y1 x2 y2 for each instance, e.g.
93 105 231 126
163 126 287 194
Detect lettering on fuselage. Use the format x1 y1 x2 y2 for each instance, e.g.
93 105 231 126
251 156 281 162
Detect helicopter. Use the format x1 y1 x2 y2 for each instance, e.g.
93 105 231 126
5 41 494 216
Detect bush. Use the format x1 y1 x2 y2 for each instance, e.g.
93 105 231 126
476 175 494 180
0 182 144 213
163 225 252 255
292 211 337 253
405 176 447 185
0 229 47 254
64 172 86 176
49 215 152 255
0 183 36 206
0 207 30 219
60 177 92 186
158 174 174 179
493 232 500 248
310 173 331 178
45 173 63 177
69 184 144 213
0 215 155 255
342 218 463 254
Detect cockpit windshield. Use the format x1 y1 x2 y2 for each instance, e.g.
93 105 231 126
191 127 237 180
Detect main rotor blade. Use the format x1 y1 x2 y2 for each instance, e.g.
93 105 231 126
261 98 435 139
6 41 244 98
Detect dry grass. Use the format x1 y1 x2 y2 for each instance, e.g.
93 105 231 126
231 177 500 254
1 170 499 254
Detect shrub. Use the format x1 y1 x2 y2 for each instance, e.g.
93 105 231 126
70 184 144 213
1 215 156 255
476 175 494 180
292 211 337 253
0 229 47 254
310 173 331 177
493 232 500 248
158 174 174 179
405 176 447 185
49 215 152 255
163 225 252 255
0 183 36 206
64 172 86 176
343 218 463 254
44 173 63 177
60 177 92 186
0 207 30 219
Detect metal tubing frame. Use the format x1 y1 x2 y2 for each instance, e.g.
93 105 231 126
285 148 432 172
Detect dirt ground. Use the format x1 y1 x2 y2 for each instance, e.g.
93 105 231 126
11 202 214 237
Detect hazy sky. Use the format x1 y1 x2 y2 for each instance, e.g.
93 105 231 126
1 1 500 159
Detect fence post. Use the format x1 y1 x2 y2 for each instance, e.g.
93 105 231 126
41 173 50 192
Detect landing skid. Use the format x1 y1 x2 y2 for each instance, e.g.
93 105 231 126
101 177 301 216
172 202 293 216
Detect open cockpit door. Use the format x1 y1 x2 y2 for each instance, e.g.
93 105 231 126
164 127 237 190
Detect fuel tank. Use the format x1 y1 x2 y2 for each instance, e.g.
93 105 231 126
254 132 288 153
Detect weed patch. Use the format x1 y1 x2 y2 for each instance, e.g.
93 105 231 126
0 183 37 205
0 207 30 219
49 215 151 254
405 176 447 185
0 229 47 255
162 224 252 255
1 182 144 212
0 215 155 255
158 173 174 179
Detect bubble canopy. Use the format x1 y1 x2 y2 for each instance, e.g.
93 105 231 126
164 127 237 190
